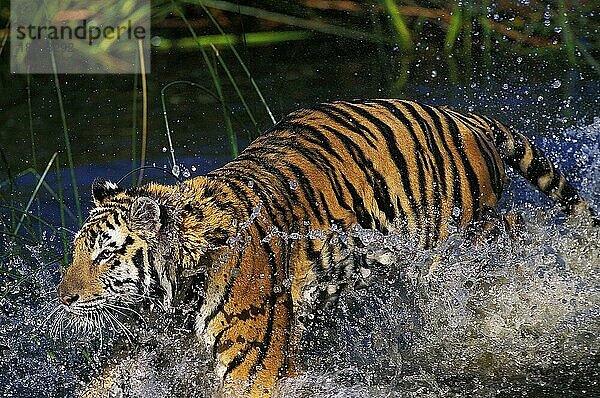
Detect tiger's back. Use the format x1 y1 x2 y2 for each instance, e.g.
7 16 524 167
218 100 508 247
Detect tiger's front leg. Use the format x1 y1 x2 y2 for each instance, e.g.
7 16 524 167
200 239 297 397
78 340 135 397
215 292 295 397
79 362 123 398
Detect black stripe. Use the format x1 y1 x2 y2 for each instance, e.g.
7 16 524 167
285 163 325 225
340 173 373 228
317 103 379 148
269 121 345 162
223 157 299 232
131 247 145 293
202 251 244 331
320 124 396 226
371 100 433 243
115 235 135 255
343 102 420 233
419 104 465 224
250 222 289 378
473 131 505 197
224 222 280 380
399 101 450 243
438 108 482 218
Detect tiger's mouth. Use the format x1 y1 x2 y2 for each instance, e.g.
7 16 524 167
51 291 147 342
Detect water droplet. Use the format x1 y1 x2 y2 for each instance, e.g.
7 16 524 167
247 180 254 188
516 56 522 63
150 36 163 47
552 80 562 89
554 26 562 33
289 180 298 190
162 147 167 152
431 70 438 78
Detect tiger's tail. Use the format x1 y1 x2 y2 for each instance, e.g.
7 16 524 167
484 117 598 224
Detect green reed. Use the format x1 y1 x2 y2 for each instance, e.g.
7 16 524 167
131 62 139 185
172 0 239 158
196 2 276 125
154 31 312 50
382 0 413 52
13 153 57 236
557 0 576 67
193 0 394 44
50 51 82 227
445 2 463 52
55 155 69 265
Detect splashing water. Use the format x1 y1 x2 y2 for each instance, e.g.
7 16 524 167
1 121 598 397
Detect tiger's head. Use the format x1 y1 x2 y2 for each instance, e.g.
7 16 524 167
57 178 165 317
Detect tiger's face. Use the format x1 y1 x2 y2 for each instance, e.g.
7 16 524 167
57 179 161 317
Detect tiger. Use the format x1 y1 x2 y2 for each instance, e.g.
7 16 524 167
57 99 597 397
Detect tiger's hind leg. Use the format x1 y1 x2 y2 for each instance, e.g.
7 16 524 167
297 236 376 325
465 206 524 246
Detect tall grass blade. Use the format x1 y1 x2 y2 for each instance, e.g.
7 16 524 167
131 58 139 185
154 31 312 50
209 55 239 158
382 0 413 52
160 84 178 175
50 49 82 226
0 20 9 58
0 168 77 222
173 1 238 158
557 1 576 66
0 148 17 231
462 2 472 67
136 39 149 186
26 73 38 172
209 43 259 132
479 0 492 68
0 205 66 235
13 153 57 236
445 3 462 51
55 155 69 264
575 40 600 77
197 2 276 124
26 71 43 236
180 1 262 136
192 0 394 44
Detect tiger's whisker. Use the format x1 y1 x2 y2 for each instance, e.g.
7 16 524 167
104 309 135 344
38 304 63 332
104 302 146 323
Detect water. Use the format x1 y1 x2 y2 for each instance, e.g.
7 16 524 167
1 35 600 397
2 121 599 397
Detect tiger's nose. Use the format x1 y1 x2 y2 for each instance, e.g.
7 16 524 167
59 292 80 306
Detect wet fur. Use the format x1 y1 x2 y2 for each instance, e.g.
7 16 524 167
57 100 595 397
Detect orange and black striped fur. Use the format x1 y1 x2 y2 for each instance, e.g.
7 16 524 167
57 100 596 397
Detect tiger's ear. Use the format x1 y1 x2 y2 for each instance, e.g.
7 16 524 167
92 178 123 206
129 197 162 235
